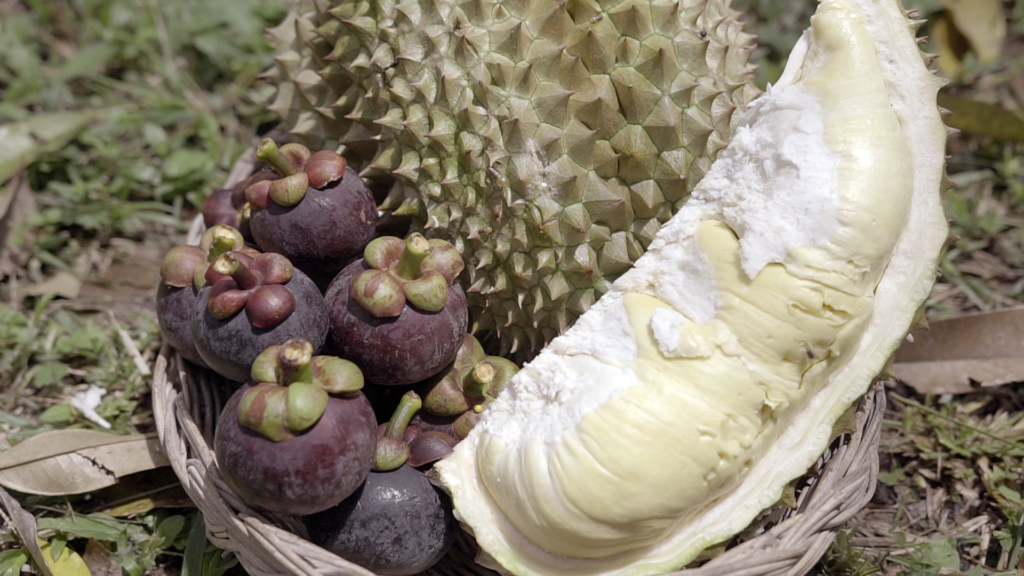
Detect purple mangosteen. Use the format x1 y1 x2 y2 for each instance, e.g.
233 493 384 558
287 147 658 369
325 233 468 387
156 225 253 368
305 391 456 575
215 339 377 516
191 250 328 382
246 139 377 285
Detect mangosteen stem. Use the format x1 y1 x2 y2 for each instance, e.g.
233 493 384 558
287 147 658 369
395 234 431 280
464 361 495 398
212 252 262 291
384 391 422 441
207 227 239 261
257 139 299 177
277 339 315 384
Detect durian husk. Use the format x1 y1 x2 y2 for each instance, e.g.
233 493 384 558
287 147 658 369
433 0 952 574
265 0 761 357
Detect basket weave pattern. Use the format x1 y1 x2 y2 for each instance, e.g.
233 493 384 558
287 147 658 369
153 330 885 576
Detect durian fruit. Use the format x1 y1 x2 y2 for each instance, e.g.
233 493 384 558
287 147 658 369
435 0 949 574
265 0 761 355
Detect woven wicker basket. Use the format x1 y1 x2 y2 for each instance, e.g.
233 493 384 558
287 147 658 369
152 156 886 575
153 342 885 576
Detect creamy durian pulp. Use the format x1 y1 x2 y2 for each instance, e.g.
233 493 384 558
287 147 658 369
435 0 948 574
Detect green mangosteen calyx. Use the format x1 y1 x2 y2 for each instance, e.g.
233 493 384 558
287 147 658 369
159 224 248 289
205 250 297 329
375 391 422 472
246 139 347 209
351 234 465 318
193 225 254 288
238 339 365 441
421 334 520 421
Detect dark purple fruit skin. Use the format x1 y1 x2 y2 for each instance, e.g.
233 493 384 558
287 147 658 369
306 464 456 576
191 268 329 383
202 188 241 230
249 166 377 281
156 283 209 369
324 261 469 386
215 383 377 516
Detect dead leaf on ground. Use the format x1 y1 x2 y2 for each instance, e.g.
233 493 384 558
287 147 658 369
0 172 38 278
893 307 1024 394
943 0 1007 64
18 270 83 299
932 15 969 78
82 540 122 576
0 430 170 496
937 94 1024 142
0 486 55 576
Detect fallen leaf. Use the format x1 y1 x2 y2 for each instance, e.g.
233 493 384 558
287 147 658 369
82 540 122 576
893 307 1024 394
18 270 83 299
0 487 54 576
0 430 170 496
0 173 37 278
931 15 967 78
937 93 1024 142
943 0 1006 64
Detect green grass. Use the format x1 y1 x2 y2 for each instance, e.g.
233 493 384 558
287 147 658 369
0 0 284 572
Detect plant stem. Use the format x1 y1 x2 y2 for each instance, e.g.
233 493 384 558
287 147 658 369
384 391 422 440
395 233 430 280
256 139 298 177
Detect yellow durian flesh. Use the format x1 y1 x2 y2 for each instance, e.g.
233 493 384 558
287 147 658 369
434 0 948 574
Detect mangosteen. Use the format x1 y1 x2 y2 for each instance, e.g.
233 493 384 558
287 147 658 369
306 391 456 575
325 233 468 386
246 139 377 284
202 188 240 229
156 225 250 368
203 169 279 242
191 250 329 382
417 333 520 442
215 339 377 516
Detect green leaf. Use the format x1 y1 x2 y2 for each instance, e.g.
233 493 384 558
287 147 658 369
53 42 119 82
32 361 69 387
162 149 212 181
156 515 186 545
39 404 72 424
37 514 127 543
48 534 67 562
998 485 1023 504
182 512 207 576
0 111 97 185
0 410 34 428
0 549 29 576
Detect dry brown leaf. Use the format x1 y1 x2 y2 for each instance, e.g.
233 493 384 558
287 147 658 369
893 307 1024 394
931 15 968 78
19 270 83 299
0 173 37 278
82 540 122 576
0 486 55 576
943 0 1007 64
0 430 170 496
